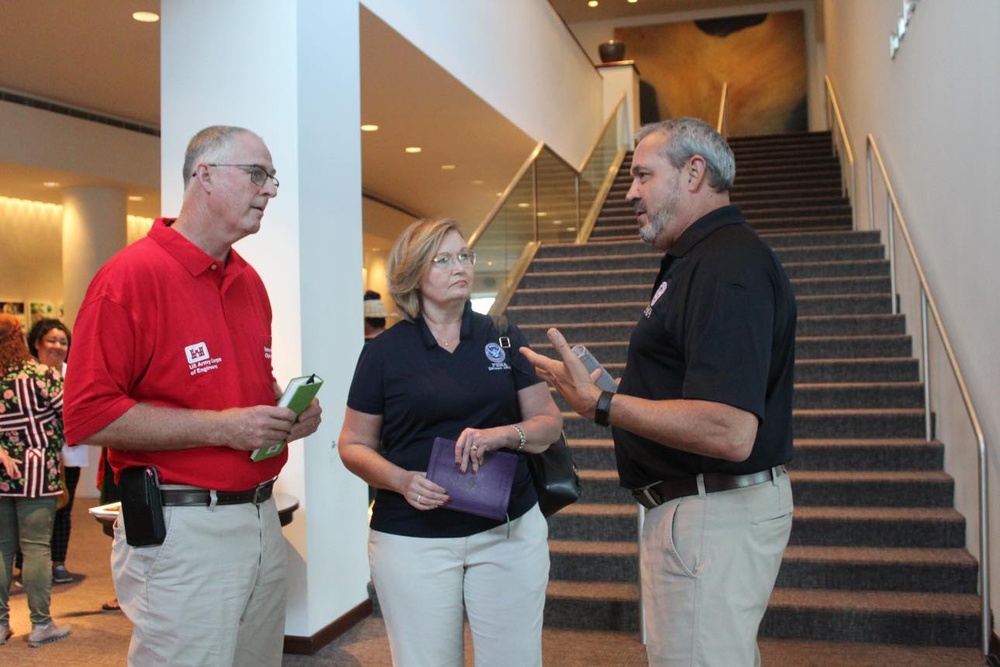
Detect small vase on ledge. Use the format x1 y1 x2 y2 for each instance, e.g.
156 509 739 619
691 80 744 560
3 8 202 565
598 40 626 63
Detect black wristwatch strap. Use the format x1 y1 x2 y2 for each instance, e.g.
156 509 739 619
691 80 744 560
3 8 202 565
594 390 615 427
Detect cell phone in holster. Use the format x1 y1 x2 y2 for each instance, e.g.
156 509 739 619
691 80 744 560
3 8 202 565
119 466 167 547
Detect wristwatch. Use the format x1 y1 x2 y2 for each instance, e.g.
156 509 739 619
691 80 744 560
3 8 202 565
594 390 615 427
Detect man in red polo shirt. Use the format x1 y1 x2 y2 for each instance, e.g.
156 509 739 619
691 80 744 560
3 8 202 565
64 125 321 666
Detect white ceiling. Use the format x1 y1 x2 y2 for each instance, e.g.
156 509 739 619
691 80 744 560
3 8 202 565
0 0 757 225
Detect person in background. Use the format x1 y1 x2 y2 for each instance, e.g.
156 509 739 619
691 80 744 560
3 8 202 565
522 118 797 666
26 318 84 585
338 218 562 667
0 313 72 647
63 125 321 666
363 289 388 343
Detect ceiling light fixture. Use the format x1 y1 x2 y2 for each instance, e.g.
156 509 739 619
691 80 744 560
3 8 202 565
42 181 60 188
588 1 599 7
132 11 160 23
404 146 422 154
360 124 379 132
441 165 456 170
128 195 144 202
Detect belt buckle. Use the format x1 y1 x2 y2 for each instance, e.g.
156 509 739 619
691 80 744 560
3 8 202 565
634 482 663 509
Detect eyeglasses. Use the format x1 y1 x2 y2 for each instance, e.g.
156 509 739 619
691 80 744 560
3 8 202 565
431 251 476 270
198 163 280 188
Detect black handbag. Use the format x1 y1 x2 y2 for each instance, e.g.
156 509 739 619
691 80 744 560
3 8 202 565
494 316 582 516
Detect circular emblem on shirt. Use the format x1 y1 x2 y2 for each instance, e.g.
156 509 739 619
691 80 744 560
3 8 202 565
485 342 506 363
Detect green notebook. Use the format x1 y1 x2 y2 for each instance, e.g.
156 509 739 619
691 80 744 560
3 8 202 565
250 374 324 462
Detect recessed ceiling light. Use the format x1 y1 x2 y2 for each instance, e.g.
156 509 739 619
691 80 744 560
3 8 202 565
588 1 599 7
128 195 144 202
553 220 563 225
132 11 160 23
404 146 422 154
567 227 577 232
471 180 484 185
361 124 379 132
538 212 547 217
42 181 60 188
441 164 456 170
517 202 530 208
628 0 638 4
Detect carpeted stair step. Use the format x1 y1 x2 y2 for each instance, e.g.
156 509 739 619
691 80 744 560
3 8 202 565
793 382 924 409
788 507 965 548
546 502 638 541
549 539 638 583
791 439 944 471
797 313 905 336
518 268 657 290
749 216 854 234
783 259 890 279
778 546 979 593
761 589 981 648
794 358 918 383
544 580 639 632
796 293 892 316
795 334 910 358
560 438 616 471
788 470 954 507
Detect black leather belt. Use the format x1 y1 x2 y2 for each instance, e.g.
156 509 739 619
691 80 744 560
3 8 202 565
160 479 275 507
632 465 787 510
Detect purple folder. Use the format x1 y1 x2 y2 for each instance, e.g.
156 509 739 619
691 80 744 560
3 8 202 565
426 437 517 521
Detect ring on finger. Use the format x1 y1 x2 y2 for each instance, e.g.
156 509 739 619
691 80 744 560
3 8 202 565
417 494 422 503
471 444 479 453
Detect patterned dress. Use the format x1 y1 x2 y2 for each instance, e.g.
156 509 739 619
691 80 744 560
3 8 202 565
0 360 64 498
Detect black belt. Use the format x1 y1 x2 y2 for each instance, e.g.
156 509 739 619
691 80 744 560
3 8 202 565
632 465 787 510
160 480 275 507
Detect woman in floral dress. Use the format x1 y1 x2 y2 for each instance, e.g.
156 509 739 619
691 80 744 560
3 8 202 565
0 313 71 648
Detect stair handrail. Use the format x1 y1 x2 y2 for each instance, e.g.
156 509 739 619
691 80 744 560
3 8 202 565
823 75 856 228
715 82 730 138
866 134 991 657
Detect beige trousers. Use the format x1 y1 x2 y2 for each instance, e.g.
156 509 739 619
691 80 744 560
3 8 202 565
640 473 793 666
112 496 286 667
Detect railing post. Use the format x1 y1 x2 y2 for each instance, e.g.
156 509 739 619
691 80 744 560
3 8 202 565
866 143 875 233
888 197 898 315
921 290 932 440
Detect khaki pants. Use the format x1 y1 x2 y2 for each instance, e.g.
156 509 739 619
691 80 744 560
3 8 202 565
641 473 793 666
370 505 549 667
112 496 286 667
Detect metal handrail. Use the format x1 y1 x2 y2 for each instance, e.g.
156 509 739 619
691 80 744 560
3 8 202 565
715 82 729 137
866 135 991 657
823 75 856 228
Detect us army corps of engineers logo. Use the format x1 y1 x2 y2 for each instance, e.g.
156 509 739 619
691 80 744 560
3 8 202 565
484 342 510 372
185 342 222 376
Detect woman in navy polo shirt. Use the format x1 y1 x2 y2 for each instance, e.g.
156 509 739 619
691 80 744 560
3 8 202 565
339 218 562 667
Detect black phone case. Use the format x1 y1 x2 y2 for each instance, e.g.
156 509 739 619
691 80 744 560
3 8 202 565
120 466 167 547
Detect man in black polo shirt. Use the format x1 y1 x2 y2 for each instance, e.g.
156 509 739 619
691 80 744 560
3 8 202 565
523 117 796 666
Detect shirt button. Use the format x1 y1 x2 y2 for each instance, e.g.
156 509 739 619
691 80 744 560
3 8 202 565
210 264 218 271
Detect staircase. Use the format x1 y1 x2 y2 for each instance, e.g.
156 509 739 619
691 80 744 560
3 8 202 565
505 131 983 652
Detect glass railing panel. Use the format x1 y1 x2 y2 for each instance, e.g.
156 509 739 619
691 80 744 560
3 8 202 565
579 100 628 227
535 147 580 243
471 166 535 313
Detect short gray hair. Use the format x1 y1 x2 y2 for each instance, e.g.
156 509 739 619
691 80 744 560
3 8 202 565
182 125 252 189
634 118 735 193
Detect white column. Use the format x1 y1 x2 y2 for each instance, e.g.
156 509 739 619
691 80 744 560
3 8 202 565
62 185 128 496
61 185 128 328
161 0 367 640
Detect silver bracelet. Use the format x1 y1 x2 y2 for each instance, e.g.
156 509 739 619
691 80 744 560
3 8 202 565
511 424 526 452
